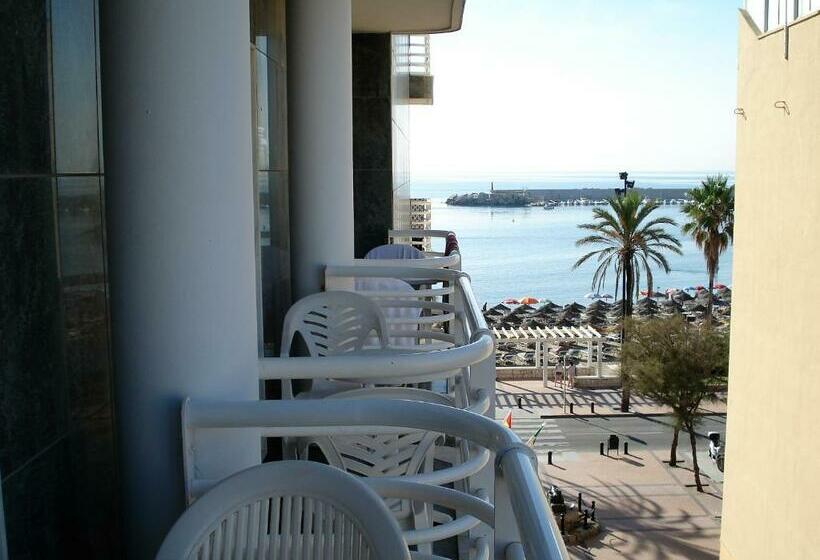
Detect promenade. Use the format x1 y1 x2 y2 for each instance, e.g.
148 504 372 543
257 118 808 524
496 380 727 418
496 380 726 559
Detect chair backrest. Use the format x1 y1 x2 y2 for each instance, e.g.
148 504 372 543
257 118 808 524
364 243 424 260
301 388 447 519
353 277 422 347
156 461 410 560
280 291 389 358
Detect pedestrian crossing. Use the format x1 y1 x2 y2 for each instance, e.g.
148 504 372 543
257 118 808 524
504 416 569 454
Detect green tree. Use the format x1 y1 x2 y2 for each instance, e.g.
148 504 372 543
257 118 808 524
622 316 729 491
681 175 735 322
574 191 682 411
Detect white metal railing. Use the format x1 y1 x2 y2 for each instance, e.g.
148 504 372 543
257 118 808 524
400 34 431 75
745 0 819 33
182 399 568 560
179 248 569 558
389 228 459 264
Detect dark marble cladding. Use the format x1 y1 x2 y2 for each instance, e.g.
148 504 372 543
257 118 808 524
0 0 52 174
352 34 391 99
0 0 116 553
353 97 391 171
51 0 101 174
354 170 392 258
251 0 286 64
57 177 111 420
0 177 68 478
352 33 394 257
2 407 118 559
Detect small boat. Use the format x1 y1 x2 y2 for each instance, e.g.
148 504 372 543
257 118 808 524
543 201 557 210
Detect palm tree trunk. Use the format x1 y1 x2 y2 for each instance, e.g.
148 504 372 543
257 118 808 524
670 427 679 467
706 271 715 325
620 262 635 412
687 421 704 492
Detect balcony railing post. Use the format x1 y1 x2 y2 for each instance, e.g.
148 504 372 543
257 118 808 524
494 464 523 557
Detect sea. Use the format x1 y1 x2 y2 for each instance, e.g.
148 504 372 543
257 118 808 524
411 172 734 306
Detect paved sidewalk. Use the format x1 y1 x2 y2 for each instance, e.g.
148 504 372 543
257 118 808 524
496 379 727 418
540 450 723 559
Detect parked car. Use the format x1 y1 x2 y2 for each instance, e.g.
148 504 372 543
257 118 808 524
707 431 725 472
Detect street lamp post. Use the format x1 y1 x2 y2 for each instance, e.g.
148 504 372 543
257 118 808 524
616 172 636 412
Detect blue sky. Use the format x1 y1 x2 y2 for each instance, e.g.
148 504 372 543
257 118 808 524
410 0 740 178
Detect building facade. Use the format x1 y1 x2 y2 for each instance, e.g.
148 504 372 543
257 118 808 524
0 0 464 557
721 4 820 559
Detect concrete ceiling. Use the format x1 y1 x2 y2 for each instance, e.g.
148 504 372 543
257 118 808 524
352 0 465 33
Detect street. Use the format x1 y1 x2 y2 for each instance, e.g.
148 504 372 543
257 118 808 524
507 413 726 485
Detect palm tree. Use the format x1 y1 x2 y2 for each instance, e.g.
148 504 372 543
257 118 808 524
681 175 735 323
574 191 682 411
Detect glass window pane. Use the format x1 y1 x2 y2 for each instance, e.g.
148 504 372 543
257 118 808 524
52 0 100 173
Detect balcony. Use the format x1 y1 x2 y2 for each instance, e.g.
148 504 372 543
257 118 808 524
170 232 569 559
745 0 820 33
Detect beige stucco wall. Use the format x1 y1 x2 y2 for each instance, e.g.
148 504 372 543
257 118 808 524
721 10 820 560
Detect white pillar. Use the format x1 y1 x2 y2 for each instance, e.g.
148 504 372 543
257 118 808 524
100 1 260 556
287 0 355 299
597 340 603 377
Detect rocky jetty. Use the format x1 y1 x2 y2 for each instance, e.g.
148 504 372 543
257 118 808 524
446 191 531 207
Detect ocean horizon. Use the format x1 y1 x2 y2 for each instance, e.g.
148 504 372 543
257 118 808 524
412 172 734 306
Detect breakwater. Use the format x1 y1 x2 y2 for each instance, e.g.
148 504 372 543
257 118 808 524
523 187 690 202
445 187 692 207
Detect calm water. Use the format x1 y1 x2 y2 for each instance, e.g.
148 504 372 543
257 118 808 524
412 173 734 305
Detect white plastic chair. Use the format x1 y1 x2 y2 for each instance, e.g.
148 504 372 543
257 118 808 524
297 388 489 555
364 243 424 260
354 277 422 348
156 461 411 560
280 291 390 398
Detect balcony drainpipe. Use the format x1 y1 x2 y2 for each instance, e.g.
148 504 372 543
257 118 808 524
99 0 261 556
287 0 355 299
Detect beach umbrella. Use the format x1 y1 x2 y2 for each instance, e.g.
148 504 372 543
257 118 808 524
660 299 682 312
600 294 614 299
636 306 659 317
672 291 694 302
536 301 561 311
586 299 611 312
584 292 601 299
684 302 708 313
714 283 727 290
565 302 586 312
503 298 520 305
519 296 539 305
685 287 696 292
491 303 510 313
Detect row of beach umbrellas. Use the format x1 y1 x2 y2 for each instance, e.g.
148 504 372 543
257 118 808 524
485 293 731 329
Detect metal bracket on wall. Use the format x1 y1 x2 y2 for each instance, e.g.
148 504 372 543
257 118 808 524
774 101 790 115
734 108 746 120
784 21 790 59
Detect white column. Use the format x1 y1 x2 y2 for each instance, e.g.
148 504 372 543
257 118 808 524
100 1 260 556
287 0 355 299
597 340 603 377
